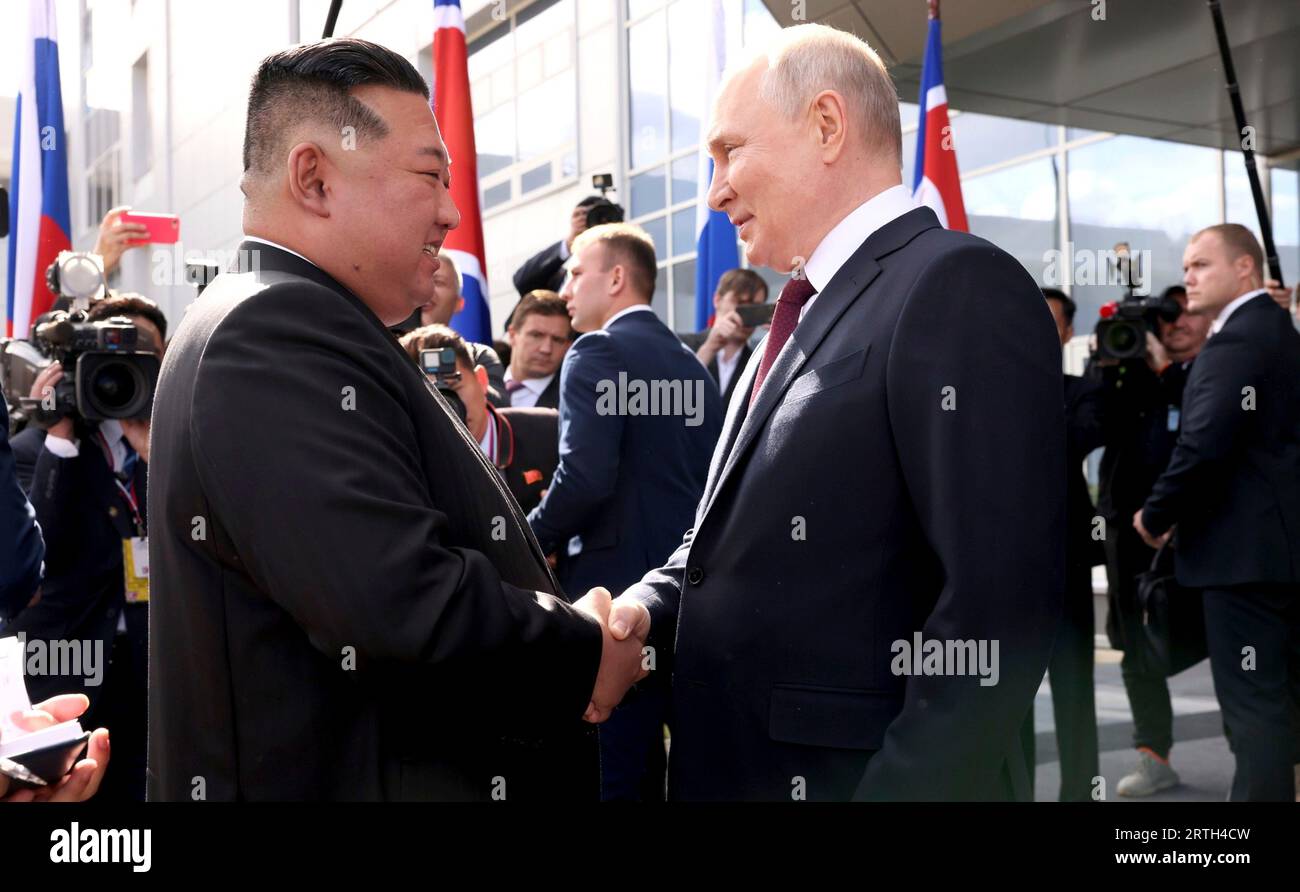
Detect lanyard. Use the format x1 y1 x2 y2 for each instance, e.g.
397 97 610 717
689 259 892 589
95 429 145 535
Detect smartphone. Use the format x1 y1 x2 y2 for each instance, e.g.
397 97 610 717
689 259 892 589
120 212 180 245
736 303 776 328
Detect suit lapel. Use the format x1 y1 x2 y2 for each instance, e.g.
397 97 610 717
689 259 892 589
697 207 938 526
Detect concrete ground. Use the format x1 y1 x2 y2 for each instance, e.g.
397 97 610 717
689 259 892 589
1032 589 1233 802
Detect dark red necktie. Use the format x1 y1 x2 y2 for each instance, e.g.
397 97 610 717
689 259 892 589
749 276 817 406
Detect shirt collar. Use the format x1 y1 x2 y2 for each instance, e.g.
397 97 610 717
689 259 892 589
242 235 320 270
603 304 655 330
801 185 917 294
504 369 554 394
1210 288 1268 335
98 419 123 446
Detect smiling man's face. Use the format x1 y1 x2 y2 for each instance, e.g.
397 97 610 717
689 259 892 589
328 85 461 324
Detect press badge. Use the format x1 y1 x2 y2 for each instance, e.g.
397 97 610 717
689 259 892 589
123 536 150 603
1167 406 1180 432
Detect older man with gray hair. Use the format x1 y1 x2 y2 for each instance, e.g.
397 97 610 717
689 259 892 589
590 23 1066 801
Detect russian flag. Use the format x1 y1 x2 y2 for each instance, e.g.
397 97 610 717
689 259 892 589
693 0 739 331
432 0 491 344
6 0 71 338
911 12 967 232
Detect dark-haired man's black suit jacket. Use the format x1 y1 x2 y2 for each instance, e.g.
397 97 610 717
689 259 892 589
1141 293 1300 586
624 206 1066 801
147 242 602 801
491 405 560 515
512 240 568 297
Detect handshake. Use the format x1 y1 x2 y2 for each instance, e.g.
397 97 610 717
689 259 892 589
572 588 651 723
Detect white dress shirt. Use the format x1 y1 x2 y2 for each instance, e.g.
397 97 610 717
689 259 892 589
503 369 556 408
1210 288 1268 336
716 343 744 396
798 184 918 321
602 303 655 330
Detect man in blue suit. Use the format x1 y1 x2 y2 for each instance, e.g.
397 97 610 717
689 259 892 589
528 222 722 800
1 398 44 620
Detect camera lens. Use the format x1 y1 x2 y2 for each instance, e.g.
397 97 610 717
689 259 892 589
89 360 144 414
1104 322 1140 357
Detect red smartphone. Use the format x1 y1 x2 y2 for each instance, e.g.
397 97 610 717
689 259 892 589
119 212 180 245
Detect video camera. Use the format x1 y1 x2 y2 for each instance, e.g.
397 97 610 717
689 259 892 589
419 347 468 426
585 174 625 229
1093 242 1182 361
1 252 160 428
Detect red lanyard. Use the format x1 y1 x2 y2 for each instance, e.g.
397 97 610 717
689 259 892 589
95 429 144 535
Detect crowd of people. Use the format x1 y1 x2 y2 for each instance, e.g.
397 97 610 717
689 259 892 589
2 23 1298 803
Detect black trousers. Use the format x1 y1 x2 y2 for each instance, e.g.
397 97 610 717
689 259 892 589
1022 565 1100 801
88 626 148 802
1203 585 1300 802
1105 525 1174 758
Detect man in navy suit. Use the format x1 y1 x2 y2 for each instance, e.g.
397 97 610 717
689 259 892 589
594 24 1065 800
1136 224 1300 801
528 222 722 799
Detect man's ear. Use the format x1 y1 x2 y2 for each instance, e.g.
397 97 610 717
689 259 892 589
474 365 489 389
609 264 625 297
286 142 331 218
505 326 517 347
812 89 849 163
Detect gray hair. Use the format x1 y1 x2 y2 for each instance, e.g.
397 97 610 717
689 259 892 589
752 24 902 165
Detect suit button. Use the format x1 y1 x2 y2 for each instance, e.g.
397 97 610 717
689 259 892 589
686 567 704 585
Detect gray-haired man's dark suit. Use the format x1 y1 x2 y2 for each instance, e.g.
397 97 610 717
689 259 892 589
624 206 1067 801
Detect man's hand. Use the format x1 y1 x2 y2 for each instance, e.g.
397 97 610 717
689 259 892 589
1133 508 1172 550
698 309 745 366
565 205 589 253
29 363 75 440
92 206 149 277
573 587 650 723
1265 278 1293 313
0 694 110 802
1144 331 1171 375
121 418 151 464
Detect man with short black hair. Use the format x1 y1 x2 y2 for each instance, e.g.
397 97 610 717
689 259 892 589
401 324 561 514
148 38 639 801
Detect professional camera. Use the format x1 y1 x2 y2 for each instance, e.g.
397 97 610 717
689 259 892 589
0 253 159 426
419 346 468 426
1093 243 1182 361
586 174 625 229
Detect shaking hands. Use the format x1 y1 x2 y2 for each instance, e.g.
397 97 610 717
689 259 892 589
573 587 651 724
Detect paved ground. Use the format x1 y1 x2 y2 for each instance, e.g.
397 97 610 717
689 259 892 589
1032 591 1232 802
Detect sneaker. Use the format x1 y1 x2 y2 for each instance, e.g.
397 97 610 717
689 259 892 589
1117 748 1179 797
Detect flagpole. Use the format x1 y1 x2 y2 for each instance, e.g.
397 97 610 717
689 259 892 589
322 0 343 38
1206 0 1283 286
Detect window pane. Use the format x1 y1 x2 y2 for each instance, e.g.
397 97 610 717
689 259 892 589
631 166 667 217
668 0 705 153
1068 135 1221 332
742 0 779 47
949 111 1056 174
899 101 919 131
672 207 696 258
517 70 575 161
642 215 669 263
476 102 515 176
1271 167 1299 288
628 0 663 20
965 157 1059 286
483 180 512 210
673 260 697 331
468 21 512 82
672 154 698 204
516 0 569 52
651 265 668 321
629 13 668 168
521 161 553 194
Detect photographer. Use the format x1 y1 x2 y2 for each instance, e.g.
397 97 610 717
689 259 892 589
679 269 769 408
1091 283 1212 797
6 293 166 803
512 196 622 297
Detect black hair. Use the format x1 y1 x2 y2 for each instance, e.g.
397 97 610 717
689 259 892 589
1041 287 1076 325
243 38 429 178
